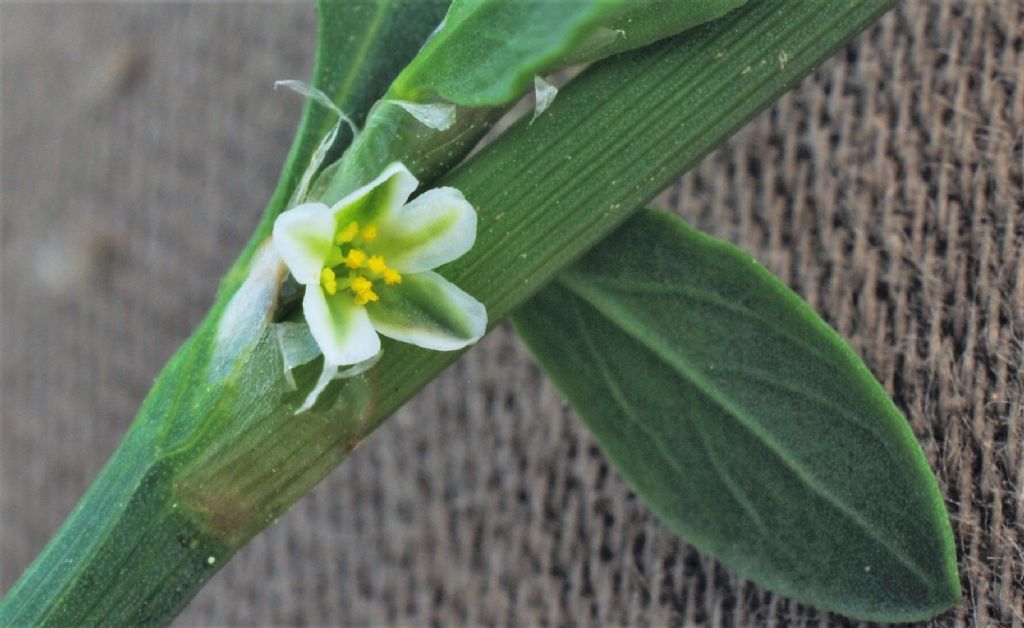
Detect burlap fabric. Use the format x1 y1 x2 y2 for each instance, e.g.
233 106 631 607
2 3 1021 626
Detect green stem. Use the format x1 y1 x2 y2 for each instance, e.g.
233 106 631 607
0 338 231 626
0 1 897 625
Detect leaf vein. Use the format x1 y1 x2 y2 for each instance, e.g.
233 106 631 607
563 280 937 589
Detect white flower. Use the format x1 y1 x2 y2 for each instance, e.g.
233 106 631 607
272 162 486 366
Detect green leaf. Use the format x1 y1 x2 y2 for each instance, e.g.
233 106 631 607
390 0 747 107
389 0 604 106
558 0 749 66
512 209 960 622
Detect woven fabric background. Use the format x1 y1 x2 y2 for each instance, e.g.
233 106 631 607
2 3 1021 626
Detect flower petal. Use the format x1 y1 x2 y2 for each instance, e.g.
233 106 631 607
330 162 419 228
366 271 486 351
303 287 381 366
272 202 335 285
373 187 477 273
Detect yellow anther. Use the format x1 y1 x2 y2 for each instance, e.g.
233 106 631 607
360 225 378 242
320 267 338 295
367 255 388 275
336 221 359 244
353 289 379 305
343 248 367 269
350 275 379 305
383 268 403 285
350 276 373 294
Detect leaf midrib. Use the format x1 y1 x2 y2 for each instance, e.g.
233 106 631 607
571 297 804 572
580 276 898 444
557 275 937 591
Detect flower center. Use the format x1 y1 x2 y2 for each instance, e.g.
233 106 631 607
320 221 402 305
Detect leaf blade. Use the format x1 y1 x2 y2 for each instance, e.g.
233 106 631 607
513 209 960 622
391 0 748 107
390 0 606 105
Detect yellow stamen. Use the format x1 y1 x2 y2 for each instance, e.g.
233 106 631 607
367 255 387 275
320 267 338 295
360 225 378 242
350 276 373 294
353 289 379 305
383 268 402 285
350 275 379 305
343 248 367 269
336 221 359 244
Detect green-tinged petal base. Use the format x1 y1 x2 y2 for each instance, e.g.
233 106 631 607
331 162 419 227
303 286 381 366
376 187 478 273
367 271 486 350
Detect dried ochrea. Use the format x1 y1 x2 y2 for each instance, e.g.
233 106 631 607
273 162 486 368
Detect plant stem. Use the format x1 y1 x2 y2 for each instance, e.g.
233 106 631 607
0 2 897 625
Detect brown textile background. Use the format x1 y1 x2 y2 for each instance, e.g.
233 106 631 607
1 3 1021 626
